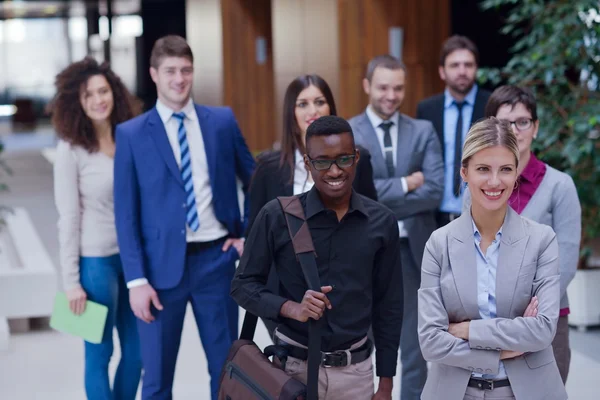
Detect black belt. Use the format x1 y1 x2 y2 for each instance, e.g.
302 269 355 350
274 337 373 368
186 236 227 254
468 378 511 391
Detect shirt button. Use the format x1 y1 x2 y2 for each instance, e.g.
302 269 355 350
181 230 185 234
182 203 186 208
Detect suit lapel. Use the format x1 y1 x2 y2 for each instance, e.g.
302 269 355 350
472 90 488 123
432 95 445 156
196 104 217 186
449 213 481 319
148 108 183 186
283 161 293 196
496 208 529 317
395 114 413 175
357 113 387 177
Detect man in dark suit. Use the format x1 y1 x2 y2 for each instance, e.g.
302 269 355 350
416 35 491 227
113 35 255 400
349 55 444 400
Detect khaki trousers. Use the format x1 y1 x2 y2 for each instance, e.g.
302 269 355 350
275 330 374 400
463 385 515 399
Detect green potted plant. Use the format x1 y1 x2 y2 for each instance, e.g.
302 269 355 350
479 0 600 330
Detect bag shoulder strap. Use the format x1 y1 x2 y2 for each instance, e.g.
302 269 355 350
277 195 321 400
240 195 321 400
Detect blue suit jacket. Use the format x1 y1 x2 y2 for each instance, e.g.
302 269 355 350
114 104 256 290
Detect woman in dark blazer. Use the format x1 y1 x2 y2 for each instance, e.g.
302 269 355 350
247 74 377 336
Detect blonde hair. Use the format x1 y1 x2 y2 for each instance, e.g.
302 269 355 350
461 117 520 169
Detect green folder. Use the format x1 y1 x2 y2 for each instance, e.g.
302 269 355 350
50 292 108 344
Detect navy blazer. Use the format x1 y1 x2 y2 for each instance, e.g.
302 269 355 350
114 104 256 289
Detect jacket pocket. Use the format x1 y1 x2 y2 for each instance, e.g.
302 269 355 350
524 347 554 369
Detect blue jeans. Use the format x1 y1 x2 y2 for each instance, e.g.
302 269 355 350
80 254 142 400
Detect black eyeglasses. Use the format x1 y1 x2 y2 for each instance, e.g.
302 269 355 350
307 154 356 171
504 118 534 131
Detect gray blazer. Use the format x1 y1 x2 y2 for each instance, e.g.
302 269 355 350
418 207 567 400
463 164 582 310
348 112 444 265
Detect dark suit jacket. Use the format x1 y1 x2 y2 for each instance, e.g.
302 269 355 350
246 145 378 233
416 88 491 161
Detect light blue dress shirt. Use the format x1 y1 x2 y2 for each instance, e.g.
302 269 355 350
439 85 479 214
472 221 507 380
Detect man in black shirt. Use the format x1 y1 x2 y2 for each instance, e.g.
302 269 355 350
231 116 403 400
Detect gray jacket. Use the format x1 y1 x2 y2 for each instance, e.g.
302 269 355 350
463 164 581 310
348 112 444 265
418 207 567 400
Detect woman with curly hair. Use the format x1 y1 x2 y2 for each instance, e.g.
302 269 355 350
51 56 143 400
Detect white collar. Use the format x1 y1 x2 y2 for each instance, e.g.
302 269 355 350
156 98 196 123
365 105 399 131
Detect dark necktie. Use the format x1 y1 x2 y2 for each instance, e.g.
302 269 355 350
454 101 465 196
380 121 395 177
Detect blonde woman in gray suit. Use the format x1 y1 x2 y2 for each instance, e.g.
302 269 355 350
418 118 567 400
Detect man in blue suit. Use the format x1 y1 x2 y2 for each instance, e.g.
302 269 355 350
114 35 255 400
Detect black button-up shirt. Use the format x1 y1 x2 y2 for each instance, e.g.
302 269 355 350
231 186 403 377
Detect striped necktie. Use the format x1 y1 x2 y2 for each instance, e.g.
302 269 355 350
172 112 200 232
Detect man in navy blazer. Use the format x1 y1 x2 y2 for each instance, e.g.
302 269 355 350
114 35 255 400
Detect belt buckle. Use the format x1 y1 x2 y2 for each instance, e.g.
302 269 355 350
483 379 494 391
320 349 351 368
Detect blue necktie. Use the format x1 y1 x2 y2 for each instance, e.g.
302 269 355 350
172 112 200 232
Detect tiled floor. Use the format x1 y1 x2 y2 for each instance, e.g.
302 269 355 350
1 145 599 399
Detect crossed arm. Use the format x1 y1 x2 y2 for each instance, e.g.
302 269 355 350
417 230 560 372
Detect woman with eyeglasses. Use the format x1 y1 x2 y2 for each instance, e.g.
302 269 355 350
247 74 377 337
463 85 581 384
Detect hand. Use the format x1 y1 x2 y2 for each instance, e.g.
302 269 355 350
130 283 163 323
523 296 538 317
448 321 470 340
500 350 524 360
373 377 393 400
222 238 245 257
66 286 87 315
280 286 333 322
405 171 425 192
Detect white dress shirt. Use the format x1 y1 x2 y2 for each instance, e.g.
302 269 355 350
293 149 314 195
365 106 408 237
127 99 228 289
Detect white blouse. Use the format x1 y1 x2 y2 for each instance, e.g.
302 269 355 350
293 149 314 195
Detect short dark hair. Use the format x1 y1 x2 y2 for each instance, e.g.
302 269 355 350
150 35 194 69
305 116 355 152
440 35 479 66
485 85 538 121
365 55 406 82
49 56 142 152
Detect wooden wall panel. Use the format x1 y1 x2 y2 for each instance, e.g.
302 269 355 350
222 0 275 152
272 0 339 146
186 0 223 106
338 0 450 119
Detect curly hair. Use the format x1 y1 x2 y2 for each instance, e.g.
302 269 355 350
49 56 142 152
